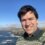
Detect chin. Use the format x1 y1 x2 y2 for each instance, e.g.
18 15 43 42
26 31 34 34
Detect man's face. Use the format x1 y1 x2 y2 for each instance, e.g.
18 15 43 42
21 11 38 35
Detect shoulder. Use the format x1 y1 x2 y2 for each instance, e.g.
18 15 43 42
39 30 45 42
16 36 25 45
17 36 24 41
42 30 45 36
39 29 45 37
42 30 45 40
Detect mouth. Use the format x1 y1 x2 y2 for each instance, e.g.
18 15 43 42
26 26 33 29
25 26 34 31
25 28 31 31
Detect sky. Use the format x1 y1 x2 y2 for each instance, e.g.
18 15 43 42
0 0 45 27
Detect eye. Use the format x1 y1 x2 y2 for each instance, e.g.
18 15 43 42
29 18 33 20
28 18 36 21
21 19 26 22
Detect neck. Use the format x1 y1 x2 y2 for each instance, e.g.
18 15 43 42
28 27 38 37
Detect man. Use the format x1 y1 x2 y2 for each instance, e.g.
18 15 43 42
16 5 45 45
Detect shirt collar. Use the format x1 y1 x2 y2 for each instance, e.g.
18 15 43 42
23 28 43 40
33 28 42 37
23 28 42 38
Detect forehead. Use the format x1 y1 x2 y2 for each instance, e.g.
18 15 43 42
21 11 36 19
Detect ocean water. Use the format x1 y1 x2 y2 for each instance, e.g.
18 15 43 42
0 31 18 45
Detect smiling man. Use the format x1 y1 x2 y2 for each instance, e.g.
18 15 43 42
16 5 45 45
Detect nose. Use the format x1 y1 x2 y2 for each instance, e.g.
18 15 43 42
26 20 30 25
25 20 30 28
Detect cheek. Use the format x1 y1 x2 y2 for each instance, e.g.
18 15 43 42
21 22 25 27
31 20 37 26
33 21 38 26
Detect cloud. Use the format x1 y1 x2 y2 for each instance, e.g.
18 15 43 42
38 21 45 28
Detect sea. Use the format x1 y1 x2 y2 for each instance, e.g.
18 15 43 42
0 31 19 45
